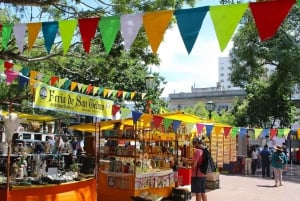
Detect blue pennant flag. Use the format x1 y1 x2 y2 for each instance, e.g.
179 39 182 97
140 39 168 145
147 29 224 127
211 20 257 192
132 111 143 124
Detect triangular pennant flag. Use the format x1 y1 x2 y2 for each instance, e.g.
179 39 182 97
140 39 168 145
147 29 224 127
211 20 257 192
231 127 239 137
107 89 114 98
93 86 99 95
143 10 174 54
120 13 143 50
58 19 78 54
57 78 66 88
120 107 131 119
13 23 27 54
185 123 194 134
112 90 118 97
173 120 181 133
125 92 131 99
71 81 78 91
98 87 104 96
249 0 295 41
50 76 59 86
2 24 13 50
36 72 44 80
99 16 120 54
223 126 232 138
4 61 14 70
163 118 173 130
77 83 83 91
210 3 248 51
78 17 100 53
4 69 19 84
81 84 88 93
298 0 300 7
277 129 284 137
19 74 29 88
27 22 42 51
196 123 204 134
142 113 153 126
270 128 277 139
254 128 263 139
20 67 30 76
132 111 143 124
205 124 214 137
112 105 120 116
122 91 127 99
214 125 223 136
103 88 109 97
42 21 59 54
153 116 164 129
30 70 39 80
283 128 290 137
141 93 146 100
239 127 248 137
130 92 136 100
174 6 208 54
86 84 93 94
63 79 71 90
261 129 270 138
117 90 123 97
42 74 51 84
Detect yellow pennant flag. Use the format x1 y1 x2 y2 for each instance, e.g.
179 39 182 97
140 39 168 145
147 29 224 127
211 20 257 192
143 10 174 54
130 92 136 100
70 81 78 91
103 88 109 97
214 125 223 136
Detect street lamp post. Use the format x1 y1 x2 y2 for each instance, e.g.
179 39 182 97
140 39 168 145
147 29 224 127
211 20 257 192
206 100 216 120
145 73 155 114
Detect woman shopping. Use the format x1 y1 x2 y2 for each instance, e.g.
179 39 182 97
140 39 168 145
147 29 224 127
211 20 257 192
271 145 288 187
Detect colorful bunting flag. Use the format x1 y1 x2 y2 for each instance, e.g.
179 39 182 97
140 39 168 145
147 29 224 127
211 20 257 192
27 22 42 50
58 19 78 54
174 6 208 54
99 16 120 54
42 21 59 54
132 111 143 124
78 17 100 53
2 24 13 50
13 23 27 54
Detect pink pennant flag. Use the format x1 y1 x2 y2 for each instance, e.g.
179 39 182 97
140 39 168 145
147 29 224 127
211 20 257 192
13 23 27 54
78 17 100 53
249 0 295 41
120 13 143 50
196 123 204 134
4 69 19 84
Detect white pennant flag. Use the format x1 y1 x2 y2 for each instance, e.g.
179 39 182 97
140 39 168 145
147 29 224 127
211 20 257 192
13 23 27 54
121 13 143 50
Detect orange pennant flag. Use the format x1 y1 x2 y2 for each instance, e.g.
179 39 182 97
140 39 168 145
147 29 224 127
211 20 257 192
117 90 123 97
27 22 42 50
214 125 223 136
143 10 174 54
86 84 93 94
70 82 78 91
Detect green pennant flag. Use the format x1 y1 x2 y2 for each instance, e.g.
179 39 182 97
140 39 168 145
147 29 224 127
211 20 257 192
297 0 300 7
99 16 120 54
277 129 284 137
2 24 13 50
81 84 88 93
164 118 173 130
231 127 239 137
210 3 248 51
59 19 78 55
42 74 51 84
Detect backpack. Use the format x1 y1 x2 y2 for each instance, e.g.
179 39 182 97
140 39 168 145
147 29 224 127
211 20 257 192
198 148 216 174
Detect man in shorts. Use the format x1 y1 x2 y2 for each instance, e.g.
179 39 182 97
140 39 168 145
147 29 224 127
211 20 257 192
191 137 207 201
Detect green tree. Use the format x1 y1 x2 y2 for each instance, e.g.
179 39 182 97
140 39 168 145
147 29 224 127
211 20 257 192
228 6 300 128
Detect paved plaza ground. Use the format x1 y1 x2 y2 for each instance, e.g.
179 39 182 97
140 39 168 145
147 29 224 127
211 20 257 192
191 163 300 201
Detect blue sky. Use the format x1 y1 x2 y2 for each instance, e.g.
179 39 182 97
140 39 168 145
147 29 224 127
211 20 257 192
154 0 233 97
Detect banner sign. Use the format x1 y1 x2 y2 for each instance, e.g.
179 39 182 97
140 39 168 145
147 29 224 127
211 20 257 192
33 84 113 118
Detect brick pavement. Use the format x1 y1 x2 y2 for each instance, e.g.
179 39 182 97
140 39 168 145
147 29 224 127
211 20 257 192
189 164 300 201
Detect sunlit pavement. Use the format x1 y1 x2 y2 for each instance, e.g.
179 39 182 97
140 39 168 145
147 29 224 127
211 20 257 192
189 164 300 201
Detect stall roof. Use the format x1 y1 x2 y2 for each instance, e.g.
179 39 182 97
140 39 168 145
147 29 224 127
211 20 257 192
1 111 57 122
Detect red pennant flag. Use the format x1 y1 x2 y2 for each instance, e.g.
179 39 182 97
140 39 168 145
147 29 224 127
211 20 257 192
153 116 164 129
4 69 19 84
117 90 123 97
270 128 277 139
86 84 93 94
223 126 232 138
78 17 100 53
249 0 295 41
50 76 59 86
4 61 14 69
112 105 120 116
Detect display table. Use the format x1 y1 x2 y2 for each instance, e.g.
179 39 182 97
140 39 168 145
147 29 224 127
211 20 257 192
0 178 96 201
98 169 174 201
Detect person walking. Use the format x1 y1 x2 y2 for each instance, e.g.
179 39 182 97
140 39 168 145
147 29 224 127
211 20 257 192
251 146 259 175
271 145 288 187
260 145 271 178
191 137 207 201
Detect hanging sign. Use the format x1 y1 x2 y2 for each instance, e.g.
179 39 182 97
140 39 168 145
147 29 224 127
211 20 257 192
33 84 113 118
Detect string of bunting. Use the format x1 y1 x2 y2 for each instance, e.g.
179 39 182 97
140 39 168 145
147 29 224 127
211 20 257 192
0 0 297 55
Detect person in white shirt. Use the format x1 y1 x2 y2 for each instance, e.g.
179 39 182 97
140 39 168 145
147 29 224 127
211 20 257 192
251 146 259 175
